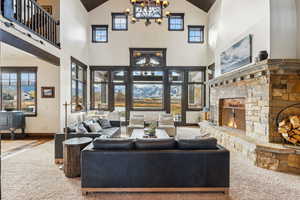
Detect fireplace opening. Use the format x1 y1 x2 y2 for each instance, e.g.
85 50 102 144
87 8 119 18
220 98 246 131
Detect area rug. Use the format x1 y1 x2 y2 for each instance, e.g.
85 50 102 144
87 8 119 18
2 127 300 200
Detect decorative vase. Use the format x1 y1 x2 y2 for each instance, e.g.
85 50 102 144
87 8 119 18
258 50 268 61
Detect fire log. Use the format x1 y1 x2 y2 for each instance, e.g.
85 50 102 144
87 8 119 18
278 115 300 145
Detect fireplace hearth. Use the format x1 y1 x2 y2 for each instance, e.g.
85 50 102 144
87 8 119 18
220 98 246 131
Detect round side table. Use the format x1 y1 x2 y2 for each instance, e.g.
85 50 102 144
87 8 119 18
63 137 93 178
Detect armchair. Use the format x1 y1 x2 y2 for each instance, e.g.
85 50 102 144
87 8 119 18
158 113 176 137
127 114 145 136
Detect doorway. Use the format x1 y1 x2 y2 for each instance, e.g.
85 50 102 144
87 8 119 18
113 84 126 122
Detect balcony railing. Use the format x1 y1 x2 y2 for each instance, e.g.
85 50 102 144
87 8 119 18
2 0 60 48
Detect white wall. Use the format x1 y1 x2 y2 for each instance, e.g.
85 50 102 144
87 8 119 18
270 0 297 59
88 0 208 66
207 0 221 65
59 0 89 130
0 44 60 134
208 0 270 76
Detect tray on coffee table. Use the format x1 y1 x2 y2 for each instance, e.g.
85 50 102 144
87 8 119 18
130 129 169 139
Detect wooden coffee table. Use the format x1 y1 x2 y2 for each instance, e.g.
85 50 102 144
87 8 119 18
130 129 169 139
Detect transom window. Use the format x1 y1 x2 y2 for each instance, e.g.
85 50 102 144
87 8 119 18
0 67 37 116
188 25 204 43
71 57 87 112
92 25 108 43
131 49 166 67
112 13 128 31
168 13 184 31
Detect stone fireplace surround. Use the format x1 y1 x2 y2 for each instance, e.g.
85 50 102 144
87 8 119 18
199 59 300 174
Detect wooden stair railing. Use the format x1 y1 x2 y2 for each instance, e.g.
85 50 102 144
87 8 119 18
2 0 60 47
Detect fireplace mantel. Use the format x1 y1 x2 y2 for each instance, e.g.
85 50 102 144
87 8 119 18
209 59 300 89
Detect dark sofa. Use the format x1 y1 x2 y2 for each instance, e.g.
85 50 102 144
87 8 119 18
54 120 121 163
81 138 230 195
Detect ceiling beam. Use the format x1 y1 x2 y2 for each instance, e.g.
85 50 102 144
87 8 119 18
80 0 216 13
186 0 216 12
80 0 108 12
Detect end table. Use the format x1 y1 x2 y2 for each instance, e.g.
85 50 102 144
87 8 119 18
63 137 92 178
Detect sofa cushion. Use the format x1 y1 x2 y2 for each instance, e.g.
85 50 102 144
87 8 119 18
130 117 144 126
135 138 176 150
98 119 112 129
177 138 217 150
93 138 134 150
88 123 102 132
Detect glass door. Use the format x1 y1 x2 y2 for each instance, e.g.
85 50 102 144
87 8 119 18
113 84 126 122
170 85 183 124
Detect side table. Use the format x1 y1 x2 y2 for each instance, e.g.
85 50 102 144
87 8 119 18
63 137 93 178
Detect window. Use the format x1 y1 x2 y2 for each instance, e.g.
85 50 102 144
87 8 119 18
188 71 205 110
188 26 204 43
0 68 37 116
112 13 128 31
132 70 164 110
130 49 166 67
71 58 87 112
90 66 206 124
169 71 184 83
133 84 163 110
112 71 126 83
168 13 184 31
92 25 108 43
91 71 109 110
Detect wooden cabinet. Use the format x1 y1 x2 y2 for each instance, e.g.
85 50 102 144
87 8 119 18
0 111 26 139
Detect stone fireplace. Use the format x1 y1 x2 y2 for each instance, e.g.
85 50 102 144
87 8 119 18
199 59 300 174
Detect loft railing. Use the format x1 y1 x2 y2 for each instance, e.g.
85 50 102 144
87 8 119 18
2 0 60 48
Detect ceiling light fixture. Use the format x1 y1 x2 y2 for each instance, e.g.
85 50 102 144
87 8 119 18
125 0 170 26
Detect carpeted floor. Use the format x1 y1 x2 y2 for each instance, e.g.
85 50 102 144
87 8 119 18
2 127 300 200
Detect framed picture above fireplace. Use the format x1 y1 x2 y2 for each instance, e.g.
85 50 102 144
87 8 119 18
220 35 252 74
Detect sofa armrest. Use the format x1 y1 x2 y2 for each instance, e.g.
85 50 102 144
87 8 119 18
110 120 121 128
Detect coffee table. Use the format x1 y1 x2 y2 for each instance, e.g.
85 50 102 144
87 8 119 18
130 128 169 139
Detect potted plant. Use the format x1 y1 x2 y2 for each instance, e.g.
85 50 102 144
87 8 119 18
147 122 157 137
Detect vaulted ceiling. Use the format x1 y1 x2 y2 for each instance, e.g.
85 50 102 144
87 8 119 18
80 0 216 12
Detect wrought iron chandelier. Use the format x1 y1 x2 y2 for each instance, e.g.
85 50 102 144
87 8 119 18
124 0 171 26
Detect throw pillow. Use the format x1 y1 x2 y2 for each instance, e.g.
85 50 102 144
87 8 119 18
82 121 93 132
177 137 217 150
76 123 88 134
98 119 112 129
93 138 134 150
88 123 103 132
66 126 76 133
135 138 176 150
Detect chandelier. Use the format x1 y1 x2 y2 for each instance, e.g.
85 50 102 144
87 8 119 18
124 0 171 26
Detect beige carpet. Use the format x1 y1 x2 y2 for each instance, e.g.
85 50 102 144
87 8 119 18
2 127 300 200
